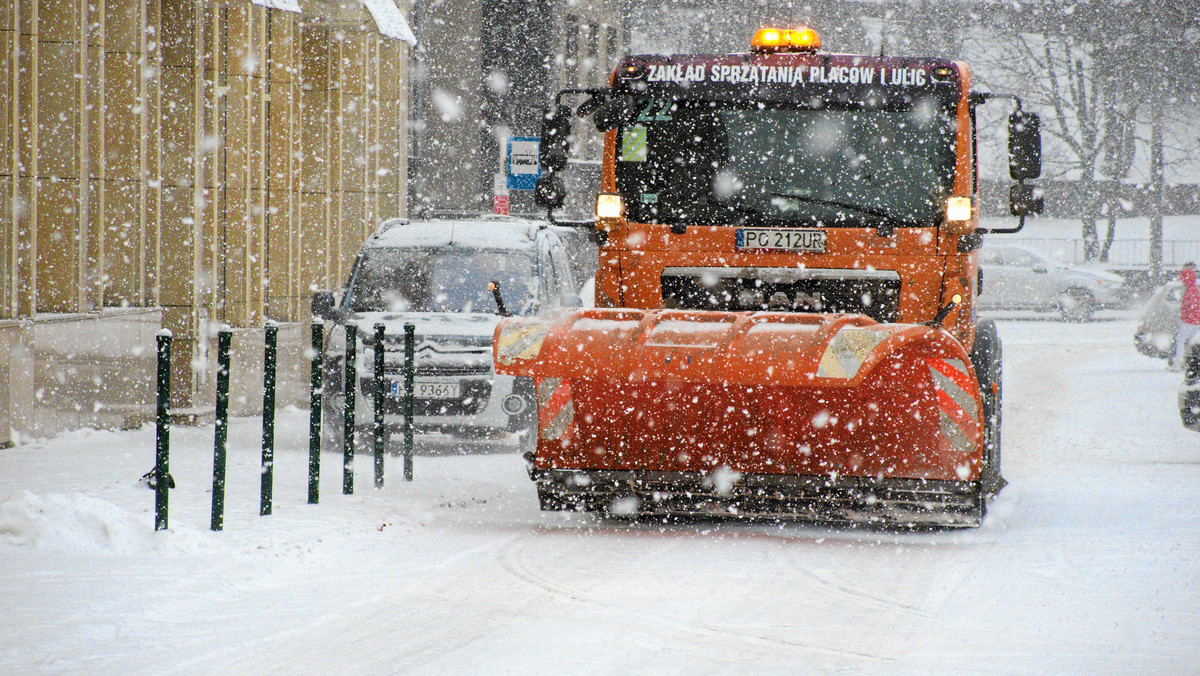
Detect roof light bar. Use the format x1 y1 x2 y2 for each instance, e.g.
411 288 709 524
751 26 821 53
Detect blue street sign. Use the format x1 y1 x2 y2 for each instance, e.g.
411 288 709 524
507 137 541 191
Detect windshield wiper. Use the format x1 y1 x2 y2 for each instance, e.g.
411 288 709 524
768 191 918 236
696 196 807 228
665 196 768 233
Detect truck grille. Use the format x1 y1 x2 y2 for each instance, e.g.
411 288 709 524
662 266 902 323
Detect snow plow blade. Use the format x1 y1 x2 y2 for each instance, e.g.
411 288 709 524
494 309 989 528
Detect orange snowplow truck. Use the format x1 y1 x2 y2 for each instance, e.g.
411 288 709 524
495 26 1043 527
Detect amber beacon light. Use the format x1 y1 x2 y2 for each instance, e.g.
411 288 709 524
751 26 821 53
596 193 624 219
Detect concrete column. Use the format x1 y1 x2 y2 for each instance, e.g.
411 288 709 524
1 0 17 319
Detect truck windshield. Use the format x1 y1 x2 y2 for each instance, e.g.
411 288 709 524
615 98 958 228
346 248 538 315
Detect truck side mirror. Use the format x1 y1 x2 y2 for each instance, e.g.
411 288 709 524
593 96 638 132
534 174 566 208
1009 184 1044 216
1008 111 1041 180
575 93 607 118
540 104 571 173
311 289 336 320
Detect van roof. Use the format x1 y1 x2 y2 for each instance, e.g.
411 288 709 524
366 216 549 251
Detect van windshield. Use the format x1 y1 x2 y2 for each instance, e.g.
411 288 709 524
346 248 538 315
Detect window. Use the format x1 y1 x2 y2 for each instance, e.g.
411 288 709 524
347 248 538 315
606 25 620 72
979 249 1003 266
585 22 599 87
564 15 579 87
1004 250 1040 268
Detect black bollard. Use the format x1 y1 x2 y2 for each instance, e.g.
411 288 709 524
261 321 277 516
373 323 386 489
211 327 232 531
403 323 415 481
154 329 172 531
343 323 357 494
308 320 324 504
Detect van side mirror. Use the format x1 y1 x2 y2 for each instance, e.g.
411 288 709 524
540 104 572 173
1009 184 1044 216
1008 111 1042 181
311 289 336 320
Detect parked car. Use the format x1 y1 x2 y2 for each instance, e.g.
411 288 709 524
312 216 591 451
1135 281 1182 359
1179 340 1200 432
976 244 1126 321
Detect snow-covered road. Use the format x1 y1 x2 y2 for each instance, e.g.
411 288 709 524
2 315 1197 674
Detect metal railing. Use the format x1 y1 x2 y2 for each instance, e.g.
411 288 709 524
151 321 417 532
1004 237 1200 268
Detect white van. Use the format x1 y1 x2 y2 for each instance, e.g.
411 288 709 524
313 216 592 451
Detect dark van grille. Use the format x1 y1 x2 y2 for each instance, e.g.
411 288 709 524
662 267 902 323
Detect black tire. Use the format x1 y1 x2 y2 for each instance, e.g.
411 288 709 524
1059 287 1095 322
970 319 1006 497
1181 393 1200 431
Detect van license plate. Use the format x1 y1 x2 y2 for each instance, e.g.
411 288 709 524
391 381 461 399
736 228 826 252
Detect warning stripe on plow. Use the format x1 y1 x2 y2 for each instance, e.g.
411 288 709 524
926 357 980 455
536 377 574 441
816 327 891 379
496 321 551 365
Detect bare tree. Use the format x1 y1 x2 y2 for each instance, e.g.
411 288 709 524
1120 0 1200 274
1097 52 1136 263
971 0 1138 260
974 0 1200 267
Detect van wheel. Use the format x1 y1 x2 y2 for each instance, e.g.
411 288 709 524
1059 288 1095 322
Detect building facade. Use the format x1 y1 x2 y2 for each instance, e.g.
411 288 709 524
408 0 628 218
1 0 413 444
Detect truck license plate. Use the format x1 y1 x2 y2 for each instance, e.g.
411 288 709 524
736 228 826 252
390 381 461 399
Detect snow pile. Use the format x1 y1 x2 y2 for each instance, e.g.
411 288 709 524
0 492 150 553
1 318 1197 673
